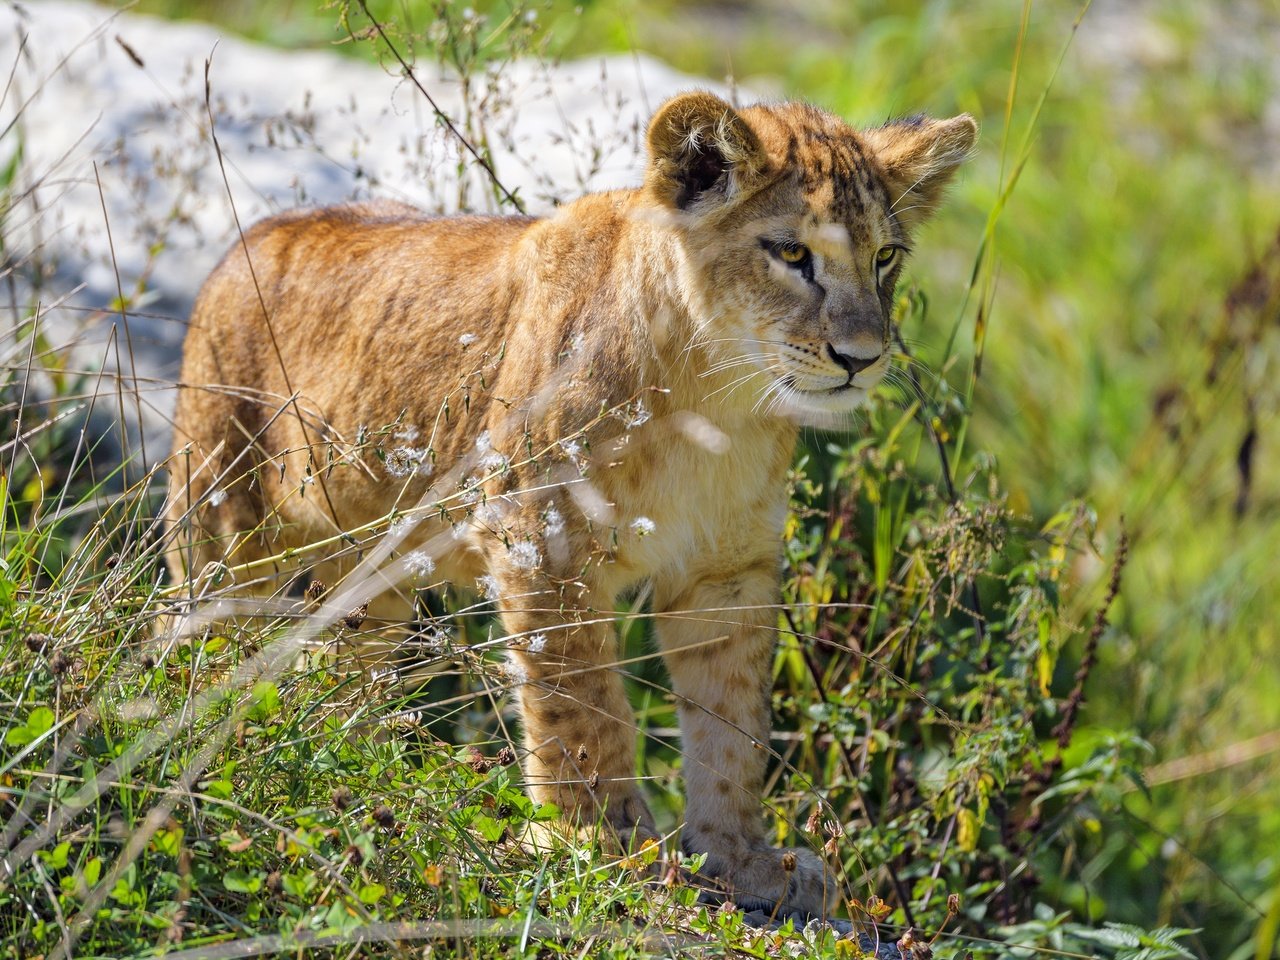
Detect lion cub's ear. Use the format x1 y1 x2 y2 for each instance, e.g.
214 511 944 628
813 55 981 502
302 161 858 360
645 92 769 212
862 114 978 228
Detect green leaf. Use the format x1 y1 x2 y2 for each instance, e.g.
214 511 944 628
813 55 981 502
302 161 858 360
358 882 387 904
38 841 70 870
247 681 281 722
283 871 316 900
5 706 56 747
473 814 507 843
205 779 234 800
532 803 560 822
223 870 263 894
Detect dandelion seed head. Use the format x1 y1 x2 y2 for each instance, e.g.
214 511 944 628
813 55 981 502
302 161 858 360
474 501 504 525
504 656 528 685
630 516 656 537
389 515 416 536
477 575 501 601
394 425 421 442
544 503 564 537
508 540 541 571
385 446 432 478
459 332 479 346
528 633 548 654
405 551 436 578
208 488 227 507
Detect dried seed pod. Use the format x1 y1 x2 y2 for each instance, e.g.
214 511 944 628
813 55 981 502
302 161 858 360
781 851 797 872
372 804 396 829
304 579 327 603
468 748 493 774
343 602 369 630
331 785 353 811
496 745 516 766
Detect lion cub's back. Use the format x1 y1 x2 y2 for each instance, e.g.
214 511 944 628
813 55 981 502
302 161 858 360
177 201 536 427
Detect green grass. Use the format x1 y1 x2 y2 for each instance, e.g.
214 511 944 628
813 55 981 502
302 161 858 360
5 1 1280 957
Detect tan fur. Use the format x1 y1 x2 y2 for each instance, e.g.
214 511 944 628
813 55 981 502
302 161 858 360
166 93 975 917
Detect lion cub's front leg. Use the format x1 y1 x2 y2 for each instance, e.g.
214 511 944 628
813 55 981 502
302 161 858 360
491 567 656 847
656 562 835 919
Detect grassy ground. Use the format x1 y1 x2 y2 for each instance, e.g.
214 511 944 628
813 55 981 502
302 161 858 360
3 1 1279 958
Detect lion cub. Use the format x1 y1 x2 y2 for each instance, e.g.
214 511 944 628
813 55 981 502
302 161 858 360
167 92 975 918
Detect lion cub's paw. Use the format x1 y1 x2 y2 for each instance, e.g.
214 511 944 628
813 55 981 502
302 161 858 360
601 791 659 851
701 846 835 920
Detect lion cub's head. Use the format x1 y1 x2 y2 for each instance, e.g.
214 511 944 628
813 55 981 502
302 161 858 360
644 93 976 426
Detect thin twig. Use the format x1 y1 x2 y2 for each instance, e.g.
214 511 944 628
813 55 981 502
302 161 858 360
353 0 526 214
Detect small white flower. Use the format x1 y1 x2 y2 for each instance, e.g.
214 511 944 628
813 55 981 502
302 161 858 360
477 575 501 601
423 626 452 653
473 501 504 525
207 488 227 507
508 540 541 571
459 332 478 346
480 451 509 472
544 503 564 536
559 438 584 467
621 399 651 429
405 551 436 578
385 446 433 478
527 633 547 654
630 516 656 537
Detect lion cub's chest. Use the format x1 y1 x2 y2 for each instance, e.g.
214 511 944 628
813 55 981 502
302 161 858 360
595 415 795 588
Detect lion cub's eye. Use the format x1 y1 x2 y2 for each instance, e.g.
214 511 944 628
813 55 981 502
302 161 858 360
875 246 897 268
775 242 811 266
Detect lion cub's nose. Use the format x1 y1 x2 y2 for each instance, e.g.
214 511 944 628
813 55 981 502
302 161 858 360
826 342 880 378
